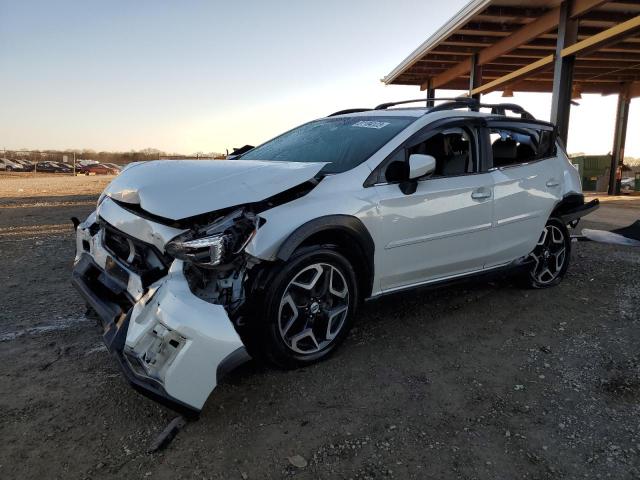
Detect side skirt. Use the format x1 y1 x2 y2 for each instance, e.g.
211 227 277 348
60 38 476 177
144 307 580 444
365 258 532 301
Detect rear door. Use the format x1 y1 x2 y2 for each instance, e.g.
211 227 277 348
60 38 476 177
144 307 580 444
484 120 563 267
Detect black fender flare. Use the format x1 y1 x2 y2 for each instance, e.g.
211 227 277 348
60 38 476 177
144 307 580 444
275 215 375 296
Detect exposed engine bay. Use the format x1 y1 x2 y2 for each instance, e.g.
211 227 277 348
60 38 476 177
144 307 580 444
179 208 260 319
169 179 321 319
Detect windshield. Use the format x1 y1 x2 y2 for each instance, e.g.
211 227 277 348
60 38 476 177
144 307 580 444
240 116 415 174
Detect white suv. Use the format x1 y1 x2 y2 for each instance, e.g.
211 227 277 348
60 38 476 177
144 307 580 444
72 98 598 415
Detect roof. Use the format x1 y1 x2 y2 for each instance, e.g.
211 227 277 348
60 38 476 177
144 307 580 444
383 0 640 95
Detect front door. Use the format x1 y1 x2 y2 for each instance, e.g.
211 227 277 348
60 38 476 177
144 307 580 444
372 120 494 292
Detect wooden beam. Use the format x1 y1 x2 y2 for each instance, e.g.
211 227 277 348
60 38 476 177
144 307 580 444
582 10 639 24
484 58 640 69
569 0 609 18
469 55 554 95
429 45 478 55
581 51 640 61
478 6 550 20
562 15 640 57
425 0 607 90
467 16 640 96
457 24 620 39
416 54 467 63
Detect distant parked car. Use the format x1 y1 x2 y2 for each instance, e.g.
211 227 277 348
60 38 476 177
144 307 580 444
77 159 99 168
101 163 123 172
35 161 72 173
12 158 35 171
0 158 26 171
80 163 120 175
621 177 635 193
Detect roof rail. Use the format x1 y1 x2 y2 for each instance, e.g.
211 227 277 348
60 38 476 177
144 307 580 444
328 108 371 117
478 102 535 120
374 97 472 110
427 98 480 114
329 98 535 120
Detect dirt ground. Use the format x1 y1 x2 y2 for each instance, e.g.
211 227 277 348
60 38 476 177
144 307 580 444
1 176 639 479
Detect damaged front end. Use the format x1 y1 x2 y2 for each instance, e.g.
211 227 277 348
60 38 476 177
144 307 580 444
166 207 260 317
72 199 262 416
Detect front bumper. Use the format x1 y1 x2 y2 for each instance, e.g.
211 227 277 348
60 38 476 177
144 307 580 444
72 212 249 415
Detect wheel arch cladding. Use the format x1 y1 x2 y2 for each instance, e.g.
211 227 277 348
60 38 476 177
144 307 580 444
551 193 584 217
275 215 375 298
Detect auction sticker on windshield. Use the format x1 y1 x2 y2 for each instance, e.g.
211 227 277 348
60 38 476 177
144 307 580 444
352 120 390 129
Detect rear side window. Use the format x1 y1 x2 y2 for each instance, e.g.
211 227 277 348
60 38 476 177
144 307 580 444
490 125 556 168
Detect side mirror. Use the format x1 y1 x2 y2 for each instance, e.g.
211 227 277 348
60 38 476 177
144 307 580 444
399 154 436 195
408 154 436 179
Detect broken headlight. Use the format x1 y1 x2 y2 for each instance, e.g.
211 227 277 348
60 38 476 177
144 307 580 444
165 208 256 268
166 233 228 267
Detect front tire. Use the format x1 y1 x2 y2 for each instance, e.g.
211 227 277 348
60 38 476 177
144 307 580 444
257 247 359 369
524 218 571 288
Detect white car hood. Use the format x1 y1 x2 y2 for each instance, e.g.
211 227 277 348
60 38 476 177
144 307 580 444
102 159 325 220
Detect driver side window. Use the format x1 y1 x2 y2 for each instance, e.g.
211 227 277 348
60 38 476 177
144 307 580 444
384 126 476 183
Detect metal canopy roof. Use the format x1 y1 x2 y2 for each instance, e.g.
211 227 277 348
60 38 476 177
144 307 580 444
383 0 640 96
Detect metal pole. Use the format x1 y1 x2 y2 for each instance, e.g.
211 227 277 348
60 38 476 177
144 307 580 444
426 79 435 107
608 88 630 196
550 0 578 145
73 151 76 176
469 53 482 109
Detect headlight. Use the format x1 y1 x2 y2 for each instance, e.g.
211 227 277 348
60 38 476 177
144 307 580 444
165 207 258 268
166 233 228 267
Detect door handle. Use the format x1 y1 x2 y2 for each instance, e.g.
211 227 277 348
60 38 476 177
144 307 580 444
471 189 492 200
546 179 560 187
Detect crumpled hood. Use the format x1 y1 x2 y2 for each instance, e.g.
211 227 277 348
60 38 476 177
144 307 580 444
102 159 325 220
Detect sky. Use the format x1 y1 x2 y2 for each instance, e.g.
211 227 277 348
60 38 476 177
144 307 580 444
1 0 638 157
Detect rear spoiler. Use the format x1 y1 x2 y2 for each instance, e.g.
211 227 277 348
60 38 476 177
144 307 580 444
560 198 599 225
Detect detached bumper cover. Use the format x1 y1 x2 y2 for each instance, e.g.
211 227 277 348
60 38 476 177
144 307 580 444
559 198 599 224
72 214 248 414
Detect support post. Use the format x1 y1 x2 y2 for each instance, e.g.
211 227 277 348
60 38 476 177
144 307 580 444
550 0 578 145
608 87 631 195
469 53 482 109
426 79 435 107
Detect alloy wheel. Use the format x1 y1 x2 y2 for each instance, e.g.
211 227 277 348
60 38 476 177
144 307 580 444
278 262 350 355
529 224 567 285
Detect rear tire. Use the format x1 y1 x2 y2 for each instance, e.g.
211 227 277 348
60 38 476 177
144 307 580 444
251 246 359 369
523 218 571 289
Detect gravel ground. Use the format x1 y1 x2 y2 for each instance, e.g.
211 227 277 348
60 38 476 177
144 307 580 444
1 178 639 479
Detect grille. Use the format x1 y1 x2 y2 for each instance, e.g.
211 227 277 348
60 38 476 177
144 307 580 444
101 221 170 286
